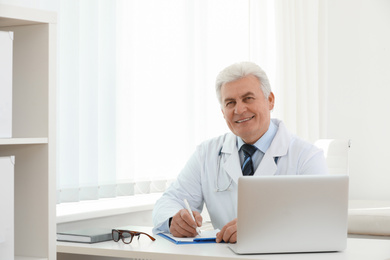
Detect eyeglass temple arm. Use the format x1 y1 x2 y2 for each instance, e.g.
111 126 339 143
137 231 156 241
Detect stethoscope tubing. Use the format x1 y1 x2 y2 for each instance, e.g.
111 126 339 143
215 146 279 192
215 147 233 192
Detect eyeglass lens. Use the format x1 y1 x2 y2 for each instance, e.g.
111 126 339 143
121 231 134 243
112 230 121 242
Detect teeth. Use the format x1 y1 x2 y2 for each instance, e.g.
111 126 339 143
236 116 253 123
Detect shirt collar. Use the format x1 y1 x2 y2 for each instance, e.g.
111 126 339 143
237 120 278 153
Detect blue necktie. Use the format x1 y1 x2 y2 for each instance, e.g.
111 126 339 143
241 144 257 176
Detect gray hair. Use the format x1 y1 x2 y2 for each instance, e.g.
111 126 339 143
215 61 272 104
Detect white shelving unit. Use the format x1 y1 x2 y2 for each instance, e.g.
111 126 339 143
0 4 56 260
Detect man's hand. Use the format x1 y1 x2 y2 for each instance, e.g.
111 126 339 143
216 218 237 243
169 209 203 237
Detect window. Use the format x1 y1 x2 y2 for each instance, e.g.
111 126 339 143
57 0 326 203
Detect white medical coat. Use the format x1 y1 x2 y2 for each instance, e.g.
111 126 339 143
152 119 328 233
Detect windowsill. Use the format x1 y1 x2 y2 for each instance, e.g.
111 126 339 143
56 193 163 223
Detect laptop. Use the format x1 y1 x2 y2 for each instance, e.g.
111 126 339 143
229 175 349 254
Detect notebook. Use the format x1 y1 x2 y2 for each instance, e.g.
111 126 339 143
158 229 220 244
57 228 112 243
229 175 349 254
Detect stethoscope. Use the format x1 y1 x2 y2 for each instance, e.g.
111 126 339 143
215 147 233 192
215 146 280 192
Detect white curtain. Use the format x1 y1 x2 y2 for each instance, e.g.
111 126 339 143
57 0 326 203
272 0 328 141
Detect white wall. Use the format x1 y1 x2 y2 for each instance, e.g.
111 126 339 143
327 0 390 200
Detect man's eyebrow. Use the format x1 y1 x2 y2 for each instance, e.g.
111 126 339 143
240 91 255 99
223 92 255 104
223 97 235 103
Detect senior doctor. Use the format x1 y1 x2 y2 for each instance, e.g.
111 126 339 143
152 61 328 243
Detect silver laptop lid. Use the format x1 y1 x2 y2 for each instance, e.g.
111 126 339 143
230 175 349 254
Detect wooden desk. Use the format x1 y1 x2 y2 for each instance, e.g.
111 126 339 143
57 227 390 260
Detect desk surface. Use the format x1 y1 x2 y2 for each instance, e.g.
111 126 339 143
57 226 390 260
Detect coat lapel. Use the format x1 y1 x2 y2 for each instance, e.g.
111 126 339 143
254 152 277 176
254 120 292 176
221 134 242 185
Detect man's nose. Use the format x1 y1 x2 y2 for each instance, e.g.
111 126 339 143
234 101 247 114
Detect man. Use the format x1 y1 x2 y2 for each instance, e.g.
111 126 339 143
152 61 328 243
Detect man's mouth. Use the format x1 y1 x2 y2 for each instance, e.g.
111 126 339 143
235 115 255 123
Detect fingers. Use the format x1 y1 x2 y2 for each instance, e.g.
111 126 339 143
193 210 203 227
216 218 237 243
169 209 202 237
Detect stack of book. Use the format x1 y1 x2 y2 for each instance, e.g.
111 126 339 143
57 228 113 243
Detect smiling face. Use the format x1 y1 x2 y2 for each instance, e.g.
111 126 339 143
220 75 275 144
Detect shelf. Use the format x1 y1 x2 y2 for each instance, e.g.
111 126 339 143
0 137 48 145
0 4 56 27
15 256 48 260
0 4 57 260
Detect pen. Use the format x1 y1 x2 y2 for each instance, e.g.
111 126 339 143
183 199 201 235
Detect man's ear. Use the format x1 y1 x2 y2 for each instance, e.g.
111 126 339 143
268 92 275 110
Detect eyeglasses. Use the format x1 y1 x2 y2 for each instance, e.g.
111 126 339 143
112 229 156 244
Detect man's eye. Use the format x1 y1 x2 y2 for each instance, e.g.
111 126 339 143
226 101 235 107
244 97 254 102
